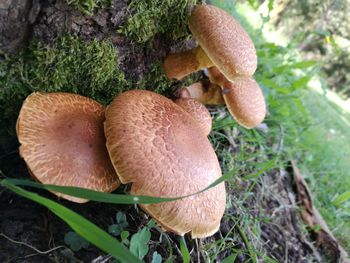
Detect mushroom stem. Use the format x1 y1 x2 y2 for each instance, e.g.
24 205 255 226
177 80 225 105
208 67 266 129
163 46 214 80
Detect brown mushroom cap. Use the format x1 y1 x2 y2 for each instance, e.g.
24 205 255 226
189 4 257 80
208 67 266 128
104 90 226 238
174 98 212 136
222 78 266 129
16 92 120 203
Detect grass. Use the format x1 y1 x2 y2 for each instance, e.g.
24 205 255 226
298 86 350 250
224 0 350 252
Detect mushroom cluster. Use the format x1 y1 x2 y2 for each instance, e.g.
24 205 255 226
17 90 226 238
15 3 261 239
164 4 266 129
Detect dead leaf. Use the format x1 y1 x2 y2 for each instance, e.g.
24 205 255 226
291 160 350 263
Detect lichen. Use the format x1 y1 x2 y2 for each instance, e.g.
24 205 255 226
0 36 127 135
119 0 202 43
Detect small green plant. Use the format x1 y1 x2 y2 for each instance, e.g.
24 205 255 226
64 231 90 251
151 251 162 263
120 231 130 246
108 212 129 236
129 227 152 259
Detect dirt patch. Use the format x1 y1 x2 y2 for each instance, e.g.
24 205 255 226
258 169 318 262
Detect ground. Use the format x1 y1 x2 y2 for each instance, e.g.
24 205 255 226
0 0 345 262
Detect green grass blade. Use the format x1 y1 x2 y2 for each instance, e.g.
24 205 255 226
243 159 277 180
3 169 234 204
333 190 350 206
221 253 238 263
179 236 190 263
237 227 257 263
1 180 142 263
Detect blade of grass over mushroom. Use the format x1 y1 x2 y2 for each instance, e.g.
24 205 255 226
2 169 237 204
1 180 142 263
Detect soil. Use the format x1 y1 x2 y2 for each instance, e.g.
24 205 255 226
0 0 335 262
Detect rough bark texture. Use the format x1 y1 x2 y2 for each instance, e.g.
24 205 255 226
0 0 40 54
1 0 196 82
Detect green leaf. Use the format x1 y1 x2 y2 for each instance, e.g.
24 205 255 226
1 180 142 263
290 60 317 69
130 227 151 259
221 254 238 263
292 75 313 89
260 78 290 94
64 231 90 251
247 0 259 9
121 231 130 246
116 212 128 226
109 224 124 236
273 61 317 73
151 251 162 263
333 191 350 206
109 212 129 236
3 169 234 205
179 236 190 263
243 159 277 180
268 0 274 12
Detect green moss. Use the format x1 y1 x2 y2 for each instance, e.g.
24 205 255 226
139 62 202 97
0 36 128 135
119 0 201 43
139 63 173 94
65 0 111 15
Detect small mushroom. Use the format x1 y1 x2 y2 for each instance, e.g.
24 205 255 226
16 92 120 203
104 90 226 238
163 4 257 81
208 67 266 129
177 80 225 106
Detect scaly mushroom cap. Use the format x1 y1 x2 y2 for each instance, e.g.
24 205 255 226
189 4 257 79
104 90 226 238
16 92 120 203
208 67 266 128
222 79 266 128
174 98 212 136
